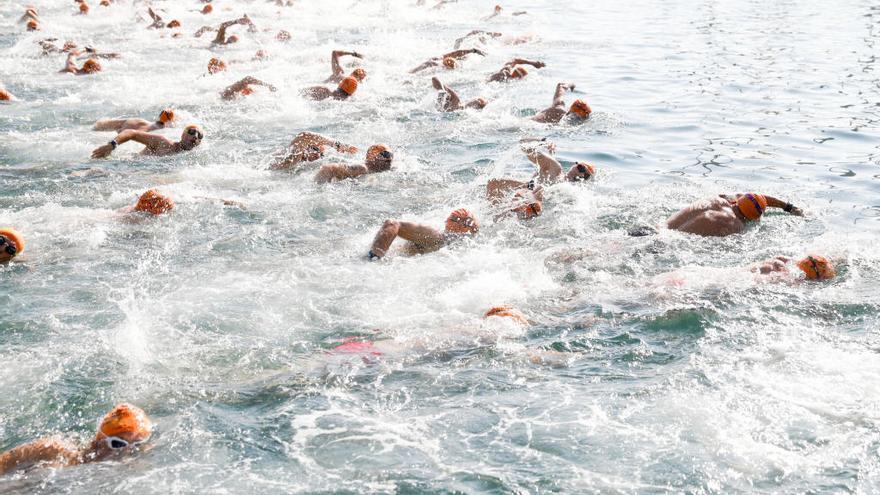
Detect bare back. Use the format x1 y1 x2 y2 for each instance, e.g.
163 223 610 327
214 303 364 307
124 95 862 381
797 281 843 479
667 197 745 237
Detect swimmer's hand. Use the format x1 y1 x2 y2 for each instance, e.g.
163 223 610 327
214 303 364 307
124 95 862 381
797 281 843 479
91 143 113 159
367 250 382 261
785 204 804 216
472 48 488 56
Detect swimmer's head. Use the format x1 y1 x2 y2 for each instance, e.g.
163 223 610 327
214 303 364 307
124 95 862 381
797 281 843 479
494 5 503 14
0 228 25 262
0 89 11 101
484 305 528 325
337 76 358 96
166 19 181 28
26 19 39 31
301 144 325 162
735 193 767 221
226 34 240 44
158 109 175 124
91 403 152 460
79 2 89 14
201 4 213 14
470 97 488 110
100 0 110 6
207 58 226 74
134 189 175 215
180 125 204 150
566 162 595 182
365 144 393 172
276 30 291 42
81 59 102 74
568 99 591 119
512 200 542 220
442 57 457 69
351 68 367 82
445 208 479 235
253 49 268 60
796 255 835 281
510 66 528 79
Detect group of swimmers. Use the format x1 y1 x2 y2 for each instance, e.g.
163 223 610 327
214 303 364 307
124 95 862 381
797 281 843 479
0 0 837 477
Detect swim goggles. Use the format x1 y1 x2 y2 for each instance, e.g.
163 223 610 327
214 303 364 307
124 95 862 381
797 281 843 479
186 127 204 140
0 236 18 257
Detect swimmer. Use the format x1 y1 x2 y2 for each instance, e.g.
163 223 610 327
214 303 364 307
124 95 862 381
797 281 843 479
0 228 25 263
486 138 596 202
431 77 487 112
324 50 364 83
270 132 358 171
487 58 545 82
751 255 836 282
93 109 175 133
303 71 363 101
123 189 175 215
76 1 89 15
531 83 591 123
146 7 167 29
482 4 527 20
367 208 478 260
409 48 487 73
314 143 394 183
453 30 502 49
220 76 277 100
59 51 102 75
19 7 39 24
0 403 152 475
666 193 804 237
26 19 39 31
212 16 252 45
0 87 13 101
37 39 78 55
207 57 227 74
90 124 203 158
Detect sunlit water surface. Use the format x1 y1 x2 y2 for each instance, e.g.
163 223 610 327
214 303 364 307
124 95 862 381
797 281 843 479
2 0 880 493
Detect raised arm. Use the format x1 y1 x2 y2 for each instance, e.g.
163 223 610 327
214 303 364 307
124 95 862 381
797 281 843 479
91 129 173 158
431 77 461 111
61 51 79 73
92 118 127 131
454 30 502 49
551 82 574 107
212 20 237 44
368 220 444 259
523 148 563 182
220 76 277 100
763 195 805 216
441 48 487 60
330 50 363 79
505 58 544 68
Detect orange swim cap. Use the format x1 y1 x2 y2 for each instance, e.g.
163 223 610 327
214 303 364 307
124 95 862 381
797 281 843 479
510 66 528 79
159 109 174 123
0 89 11 101
735 193 768 221
351 68 367 82
201 4 213 14
796 255 835 280
366 143 391 162
512 201 542 220
337 76 358 96
442 57 457 69
134 189 175 215
0 228 25 255
81 59 102 74
207 58 226 74
98 403 152 442
100 0 110 6
484 305 528 325
80 2 90 14
166 19 181 28
26 20 39 31
569 99 591 119
445 208 479 234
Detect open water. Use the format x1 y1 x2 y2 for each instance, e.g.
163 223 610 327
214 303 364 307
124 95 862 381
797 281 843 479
1 0 880 493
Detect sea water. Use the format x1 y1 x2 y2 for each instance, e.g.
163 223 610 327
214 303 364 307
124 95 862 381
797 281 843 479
1 0 879 493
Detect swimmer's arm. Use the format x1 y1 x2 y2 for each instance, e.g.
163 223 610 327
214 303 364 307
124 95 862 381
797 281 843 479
410 60 437 73
506 58 544 68
92 119 127 131
291 132 357 154
91 130 172 158
369 220 443 258
0 438 79 475
212 20 238 44
551 82 574 107
764 195 804 216
314 164 367 183
453 30 486 49
525 149 563 182
442 48 487 60
330 50 362 78
61 52 79 73
193 26 214 37
431 77 461 111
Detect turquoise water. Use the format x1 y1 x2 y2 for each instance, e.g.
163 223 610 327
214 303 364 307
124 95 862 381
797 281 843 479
2 0 880 493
